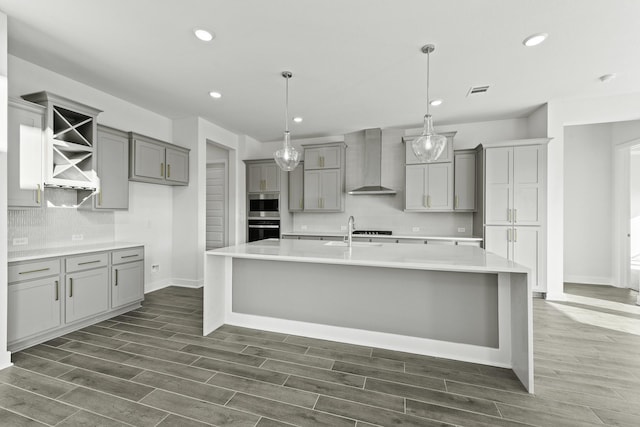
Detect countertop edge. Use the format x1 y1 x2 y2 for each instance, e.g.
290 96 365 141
281 232 483 241
8 242 144 263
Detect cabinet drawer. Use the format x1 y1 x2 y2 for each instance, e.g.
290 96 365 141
9 259 61 283
66 252 108 273
112 247 144 265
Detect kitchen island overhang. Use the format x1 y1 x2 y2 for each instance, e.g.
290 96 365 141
204 239 533 392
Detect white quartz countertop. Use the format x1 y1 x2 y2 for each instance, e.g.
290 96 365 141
8 242 144 263
281 231 483 242
207 239 527 274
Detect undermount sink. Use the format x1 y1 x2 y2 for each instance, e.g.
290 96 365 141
324 241 383 247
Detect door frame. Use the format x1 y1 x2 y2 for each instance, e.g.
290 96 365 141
613 138 640 289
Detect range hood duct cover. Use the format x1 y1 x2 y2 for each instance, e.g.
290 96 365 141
348 128 397 195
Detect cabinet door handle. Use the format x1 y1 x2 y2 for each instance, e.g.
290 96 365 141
507 229 511 242
455 195 459 209
514 228 518 242
115 269 118 286
161 163 165 177
513 209 517 223
427 195 431 208
69 278 73 298
98 190 102 206
299 199 303 209
121 254 138 259
78 260 101 266
55 280 59 301
167 164 171 178
19 267 50 275
36 184 41 204
507 208 512 222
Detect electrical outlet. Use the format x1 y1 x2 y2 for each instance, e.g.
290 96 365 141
340 225 347 231
13 237 28 246
457 227 466 233
301 225 308 230
412 227 420 232
151 264 160 273
72 234 84 241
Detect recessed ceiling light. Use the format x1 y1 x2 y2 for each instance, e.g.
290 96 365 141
522 32 548 47
194 28 214 42
429 99 443 107
293 117 303 123
209 91 222 99
599 73 617 83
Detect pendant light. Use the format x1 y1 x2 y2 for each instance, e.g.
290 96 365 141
411 44 447 162
274 71 301 171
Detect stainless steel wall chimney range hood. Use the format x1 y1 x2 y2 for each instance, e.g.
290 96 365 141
348 128 397 195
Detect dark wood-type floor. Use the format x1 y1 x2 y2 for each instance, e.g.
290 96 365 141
1 283 639 426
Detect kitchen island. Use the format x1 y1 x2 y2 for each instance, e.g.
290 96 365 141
204 239 533 392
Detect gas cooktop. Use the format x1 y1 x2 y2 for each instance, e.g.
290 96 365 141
352 230 392 235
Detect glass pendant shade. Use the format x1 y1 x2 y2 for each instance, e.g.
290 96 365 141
411 44 447 163
274 131 300 171
412 114 447 162
274 70 301 171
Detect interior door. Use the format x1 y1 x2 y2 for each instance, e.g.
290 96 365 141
206 163 226 249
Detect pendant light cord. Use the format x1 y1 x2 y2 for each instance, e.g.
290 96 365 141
284 75 290 133
426 49 431 117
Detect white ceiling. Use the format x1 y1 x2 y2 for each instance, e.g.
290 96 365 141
1 0 639 142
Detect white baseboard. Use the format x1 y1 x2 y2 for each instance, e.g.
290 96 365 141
0 350 12 370
170 278 204 288
144 278 203 294
564 275 613 286
545 292 566 301
144 278 173 294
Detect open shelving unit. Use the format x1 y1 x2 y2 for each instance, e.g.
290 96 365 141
22 92 102 190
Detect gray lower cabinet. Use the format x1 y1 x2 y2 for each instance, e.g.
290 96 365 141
65 267 109 323
7 246 144 352
129 132 190 185
112 248 144 309
8 276 61 343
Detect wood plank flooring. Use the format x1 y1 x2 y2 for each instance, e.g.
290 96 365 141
1 284 639 426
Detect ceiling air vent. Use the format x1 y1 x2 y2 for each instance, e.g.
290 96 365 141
467 85 490 96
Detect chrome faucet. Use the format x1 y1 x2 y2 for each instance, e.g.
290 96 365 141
346 216 355 247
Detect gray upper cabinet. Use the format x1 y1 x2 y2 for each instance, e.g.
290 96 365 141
453 150 476 211
22 91 101 190
94 125 129 209
129 132 190 186
8 98 45 208
246 160 280 193
165 147 189 184
288 161 304 211
302 142 346 212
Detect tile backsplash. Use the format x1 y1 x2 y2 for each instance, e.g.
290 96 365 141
8 189 114 252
